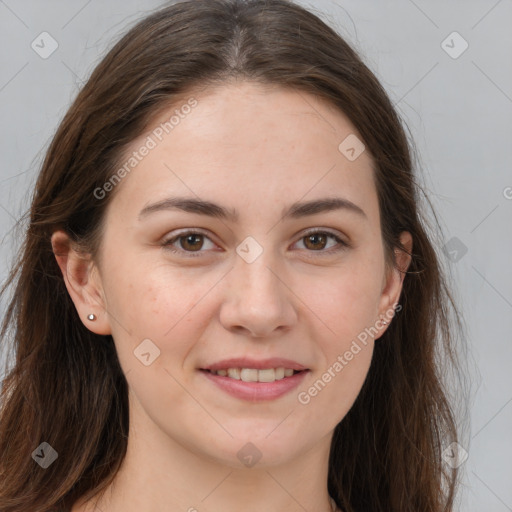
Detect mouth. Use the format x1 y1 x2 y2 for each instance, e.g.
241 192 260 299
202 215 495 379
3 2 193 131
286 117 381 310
201 367 304 383
198 359 310 401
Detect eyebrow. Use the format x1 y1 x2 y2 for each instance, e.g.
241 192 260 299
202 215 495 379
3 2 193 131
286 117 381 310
138 196 367 222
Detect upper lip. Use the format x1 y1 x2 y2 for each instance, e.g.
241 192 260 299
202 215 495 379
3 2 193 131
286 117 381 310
201 358 309 371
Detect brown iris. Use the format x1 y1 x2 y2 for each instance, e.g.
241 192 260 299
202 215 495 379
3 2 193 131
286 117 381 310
179 234 204 251
303 232 328 250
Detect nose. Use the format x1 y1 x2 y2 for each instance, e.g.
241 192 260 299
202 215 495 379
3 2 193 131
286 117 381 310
219 251 297 338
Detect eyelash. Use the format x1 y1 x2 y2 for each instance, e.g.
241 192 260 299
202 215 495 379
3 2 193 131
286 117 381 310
161 228 349 258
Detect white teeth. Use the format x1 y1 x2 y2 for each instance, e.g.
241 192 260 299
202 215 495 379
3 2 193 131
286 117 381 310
211 367 299 382
227 368 240 379
257 368 276 383
240 368 258 382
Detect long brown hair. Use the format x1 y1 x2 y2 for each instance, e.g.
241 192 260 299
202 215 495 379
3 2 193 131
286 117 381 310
0 1 468 510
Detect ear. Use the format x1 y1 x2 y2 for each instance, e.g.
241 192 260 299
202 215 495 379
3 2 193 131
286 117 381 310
375 231 413 339
51 230 112 335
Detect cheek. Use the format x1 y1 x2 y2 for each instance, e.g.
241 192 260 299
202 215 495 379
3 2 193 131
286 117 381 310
300 344 373 427
315 258 383 414
104 250 202 325
295 270 377 418
104 261 221 369
294 259 384 341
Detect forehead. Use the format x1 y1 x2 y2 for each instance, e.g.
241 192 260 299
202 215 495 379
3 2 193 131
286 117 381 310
107 81 379 224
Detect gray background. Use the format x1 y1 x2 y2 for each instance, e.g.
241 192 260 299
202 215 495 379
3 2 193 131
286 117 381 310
1 1 511 510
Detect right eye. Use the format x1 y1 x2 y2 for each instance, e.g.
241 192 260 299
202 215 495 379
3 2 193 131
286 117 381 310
162 230 218 257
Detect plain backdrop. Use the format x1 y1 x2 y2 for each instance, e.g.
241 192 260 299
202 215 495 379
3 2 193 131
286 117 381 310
0 1 511 510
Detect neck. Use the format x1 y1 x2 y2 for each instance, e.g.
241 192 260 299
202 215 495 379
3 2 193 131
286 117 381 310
77 389 336 512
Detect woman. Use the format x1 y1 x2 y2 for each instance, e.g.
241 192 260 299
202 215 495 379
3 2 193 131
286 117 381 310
0 1 466 511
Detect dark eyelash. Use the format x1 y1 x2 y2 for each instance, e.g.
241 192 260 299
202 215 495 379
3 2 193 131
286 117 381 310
162 229 349 257
162 230 211 257
300 229 350 255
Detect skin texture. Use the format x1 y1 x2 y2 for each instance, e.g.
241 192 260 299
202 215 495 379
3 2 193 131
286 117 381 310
52 81 412 512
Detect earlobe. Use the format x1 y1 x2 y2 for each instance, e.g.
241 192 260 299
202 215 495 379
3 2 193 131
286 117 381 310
51 230 112 335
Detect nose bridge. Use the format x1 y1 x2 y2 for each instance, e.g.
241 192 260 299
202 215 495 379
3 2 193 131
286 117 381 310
220 237 296 336
233 241 282 304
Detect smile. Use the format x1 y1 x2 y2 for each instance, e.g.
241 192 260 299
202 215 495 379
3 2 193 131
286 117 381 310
207 367 300 382
200 368 309 401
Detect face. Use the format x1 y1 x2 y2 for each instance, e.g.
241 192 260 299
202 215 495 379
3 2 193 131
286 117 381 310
56 81 409 469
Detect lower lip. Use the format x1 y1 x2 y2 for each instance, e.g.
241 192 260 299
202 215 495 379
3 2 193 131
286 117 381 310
200 369 309 401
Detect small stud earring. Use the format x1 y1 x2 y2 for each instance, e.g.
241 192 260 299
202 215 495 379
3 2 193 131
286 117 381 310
381 318 388 325
87 314 97 321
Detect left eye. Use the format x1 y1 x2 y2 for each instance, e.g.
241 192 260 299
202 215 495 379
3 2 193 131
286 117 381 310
293 230 347 253
162 229 347 257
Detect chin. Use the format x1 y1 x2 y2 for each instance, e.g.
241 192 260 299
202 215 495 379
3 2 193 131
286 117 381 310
199 427 314 470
